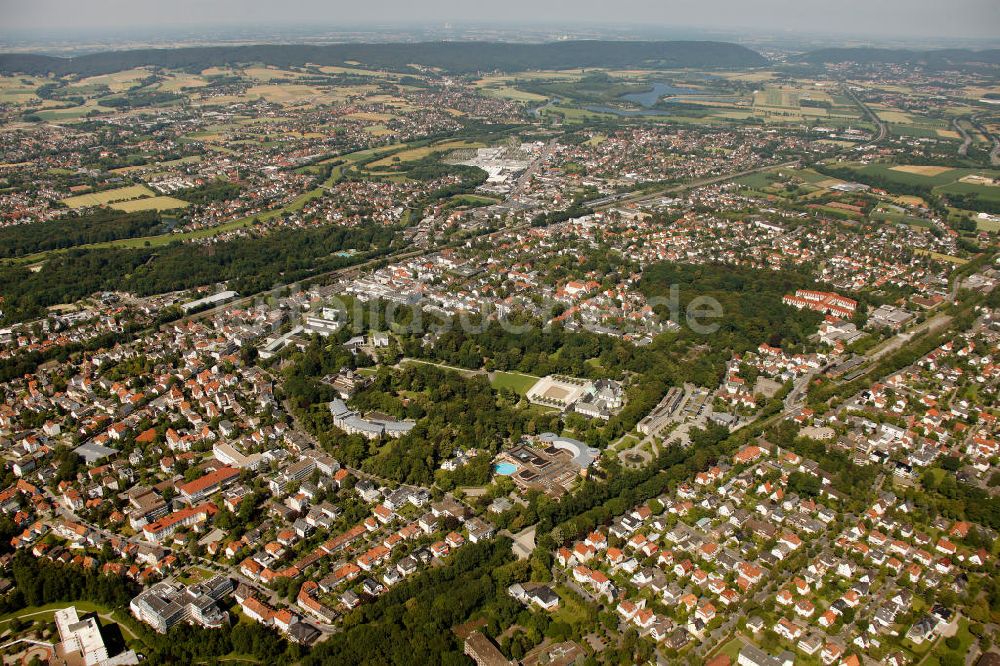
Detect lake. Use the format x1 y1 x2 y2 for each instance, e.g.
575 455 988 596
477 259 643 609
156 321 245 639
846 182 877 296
620 82 703 108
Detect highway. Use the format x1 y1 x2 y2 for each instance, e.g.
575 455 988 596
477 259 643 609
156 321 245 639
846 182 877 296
844 85 887 146
954 117 973 157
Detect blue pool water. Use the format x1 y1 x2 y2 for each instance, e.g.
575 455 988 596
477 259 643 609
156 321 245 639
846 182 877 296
494 462 518 476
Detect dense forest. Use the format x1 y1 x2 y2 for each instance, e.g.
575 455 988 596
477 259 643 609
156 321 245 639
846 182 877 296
178 180 243 206
0 223 397 323
0 209 166 258
0 41 767 77
283 339 560 486
381 262 820 447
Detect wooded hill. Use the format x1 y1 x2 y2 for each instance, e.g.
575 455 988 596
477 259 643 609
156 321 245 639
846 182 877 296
0 40 767 76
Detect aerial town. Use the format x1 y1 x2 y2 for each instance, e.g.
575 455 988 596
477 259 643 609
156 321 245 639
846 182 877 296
0 13 997 666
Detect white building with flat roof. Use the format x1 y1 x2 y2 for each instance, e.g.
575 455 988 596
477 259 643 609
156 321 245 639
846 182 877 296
55 606 139 666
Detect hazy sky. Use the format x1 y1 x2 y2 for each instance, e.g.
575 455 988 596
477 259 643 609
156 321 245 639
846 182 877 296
2 0 998 40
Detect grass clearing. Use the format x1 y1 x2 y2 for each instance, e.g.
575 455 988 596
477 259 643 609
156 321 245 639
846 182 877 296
976 217 1000 232
876 109 914 123
491 371 541 396
552 585 591 626
366 140 482 168
177 565 216 585
0 600 111 626
914 249 969 264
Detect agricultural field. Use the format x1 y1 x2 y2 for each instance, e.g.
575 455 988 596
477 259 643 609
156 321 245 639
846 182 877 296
848 162 1000 190
61 184 157 208
242 66 312 82
541 104 617 123
317 64 399 79
74 68 151 92
751 84 865 124
157 72 209 92
479 85 549 103
34 99 105 122
474 71 585 87
0 75 43 103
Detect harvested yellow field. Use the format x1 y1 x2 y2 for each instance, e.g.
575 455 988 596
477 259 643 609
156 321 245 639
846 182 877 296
246 84 322 102
77 68 150 92
317 65 395 78
475 71 581 86
755 88 799 108
0 76 44 103
363 126 395 137
894 195 929 207
889 165 955 176
201 66 237 76
243 66 309 82
110 196 190 212
719 71 777 82
158 73 208 92
346 111 395 122
61 185 156 208
363 94 416 110
936 129 961 139
960 86 1000 100
481 86 548 102
876 110 914 124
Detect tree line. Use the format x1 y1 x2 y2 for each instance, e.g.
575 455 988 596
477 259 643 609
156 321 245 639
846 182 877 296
0 222 398 324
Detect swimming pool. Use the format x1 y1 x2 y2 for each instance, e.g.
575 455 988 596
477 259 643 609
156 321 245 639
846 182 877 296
494 462 518 476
